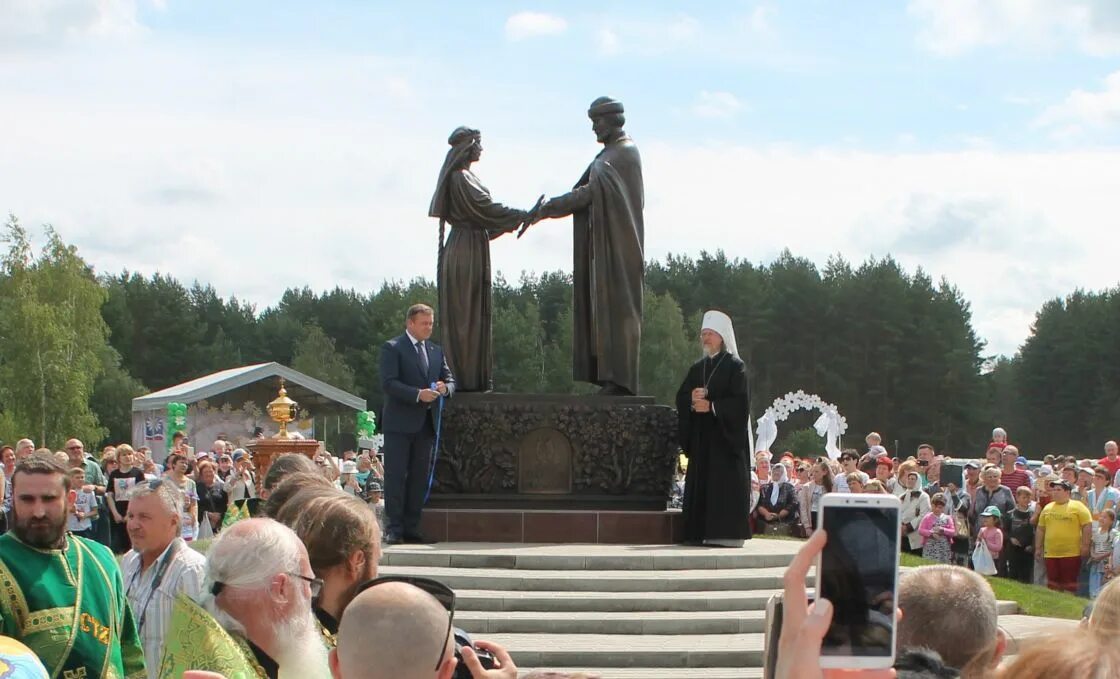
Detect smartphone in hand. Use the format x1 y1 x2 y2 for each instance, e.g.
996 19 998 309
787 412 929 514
816 492 901 669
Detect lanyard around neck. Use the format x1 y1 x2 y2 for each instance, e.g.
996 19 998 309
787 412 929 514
129 539 182 633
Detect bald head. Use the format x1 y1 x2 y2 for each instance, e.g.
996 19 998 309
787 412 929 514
898 565 1005 676
334 582 454 679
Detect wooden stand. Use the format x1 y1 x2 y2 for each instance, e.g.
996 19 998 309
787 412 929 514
243 438 322 495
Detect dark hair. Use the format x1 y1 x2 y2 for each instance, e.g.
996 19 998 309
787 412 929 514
406 303 434 320
839 449 858 462
816 459 834 494
918 444 935 452
277 489 378 572
263 471 334 518
1094 465 1111 478
930 492 947 507
263 453 320 493
12 454 72 492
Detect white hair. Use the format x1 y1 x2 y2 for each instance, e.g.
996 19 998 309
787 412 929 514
129 479 184 519
992 427 1007 438
207 518 304 591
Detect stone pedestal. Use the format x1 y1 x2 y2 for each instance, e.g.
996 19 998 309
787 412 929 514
430 393 678 511
244 438 321 495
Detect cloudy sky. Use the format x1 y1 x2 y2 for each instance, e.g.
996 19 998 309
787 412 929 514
2 1 1119 357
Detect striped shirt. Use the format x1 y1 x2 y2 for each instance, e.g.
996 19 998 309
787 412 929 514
122 537 207 678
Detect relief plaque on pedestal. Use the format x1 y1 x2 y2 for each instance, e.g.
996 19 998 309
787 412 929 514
519 427 572 494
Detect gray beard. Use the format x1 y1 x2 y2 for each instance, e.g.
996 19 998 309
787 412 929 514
200 590 330 679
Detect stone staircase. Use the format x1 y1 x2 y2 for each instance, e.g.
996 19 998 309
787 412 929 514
380 542 1069 679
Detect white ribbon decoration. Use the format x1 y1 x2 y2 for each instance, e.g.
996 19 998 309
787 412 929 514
755 390 847 458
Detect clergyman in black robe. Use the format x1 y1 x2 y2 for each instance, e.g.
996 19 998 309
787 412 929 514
430 127 529 392
528 96 644 396
676 310 752 547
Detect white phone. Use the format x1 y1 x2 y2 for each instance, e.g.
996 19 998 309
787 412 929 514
815 492 901 669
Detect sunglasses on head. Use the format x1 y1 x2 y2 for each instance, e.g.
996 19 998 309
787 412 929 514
355 575 456 671
211 572 324 600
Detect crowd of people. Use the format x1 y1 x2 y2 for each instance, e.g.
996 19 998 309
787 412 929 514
747 427 1120 598
0 438 614 679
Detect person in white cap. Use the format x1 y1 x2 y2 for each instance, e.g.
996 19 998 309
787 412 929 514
675 310 751 547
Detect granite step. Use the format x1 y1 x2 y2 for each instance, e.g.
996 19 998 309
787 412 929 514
475 632 764 668
475 614 1068 670
453 588 788 612
382 542 800 571
455 609 768 635
377 564 794 592
450 587 1022 615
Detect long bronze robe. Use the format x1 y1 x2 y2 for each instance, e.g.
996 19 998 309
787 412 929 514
676 352 752 543
547 134 644 394
436 169 525 392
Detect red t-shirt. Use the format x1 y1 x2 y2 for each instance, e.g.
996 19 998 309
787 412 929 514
1099 456 1120 478
1000 469 1033 494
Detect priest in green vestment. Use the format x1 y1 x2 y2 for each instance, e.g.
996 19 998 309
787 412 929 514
159 518 331 679
0 454 146 678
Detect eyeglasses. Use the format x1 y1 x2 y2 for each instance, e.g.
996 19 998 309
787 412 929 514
211 572 324 600
356 575 455 670
288 572 324 598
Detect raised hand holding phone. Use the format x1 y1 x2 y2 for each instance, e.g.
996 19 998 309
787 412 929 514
775 529 897 679
816 492 902 670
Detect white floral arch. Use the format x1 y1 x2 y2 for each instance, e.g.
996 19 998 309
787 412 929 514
751 390 848 460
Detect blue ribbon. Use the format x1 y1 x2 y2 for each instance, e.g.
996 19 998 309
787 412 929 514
425 383 445 503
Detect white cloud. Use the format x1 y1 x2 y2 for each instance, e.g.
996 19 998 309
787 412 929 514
504 12 568 41
0 0 158 49
596 28 620 56
691 90 745 119
908 0 1120 57
1035 69 1120 138
3 41 1119 360
595 13 700 56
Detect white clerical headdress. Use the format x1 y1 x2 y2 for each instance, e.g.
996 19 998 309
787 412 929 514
701 310 738 357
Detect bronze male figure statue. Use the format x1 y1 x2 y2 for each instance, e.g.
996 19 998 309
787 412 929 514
523 96 645 396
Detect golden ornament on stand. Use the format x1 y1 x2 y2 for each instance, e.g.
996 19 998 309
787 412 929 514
267 378 298 439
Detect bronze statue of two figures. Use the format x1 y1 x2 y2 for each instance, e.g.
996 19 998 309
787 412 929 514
429 96 645 396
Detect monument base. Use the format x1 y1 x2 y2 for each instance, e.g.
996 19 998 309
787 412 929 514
419 508 684 544
432 392 678 511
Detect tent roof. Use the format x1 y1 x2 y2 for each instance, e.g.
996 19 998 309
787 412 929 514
131 362 366 412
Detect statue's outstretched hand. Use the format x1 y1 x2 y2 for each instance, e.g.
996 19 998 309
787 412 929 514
517 195 548 238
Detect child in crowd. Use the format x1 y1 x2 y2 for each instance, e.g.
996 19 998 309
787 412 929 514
66 467 99 541
1007 486 1037 583
1090 508 1118 598
989 427 1008 451
919 493 956 563
978 506 1005 563
845 472 865 494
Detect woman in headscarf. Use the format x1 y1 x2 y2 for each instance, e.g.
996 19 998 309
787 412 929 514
756 461 798 534
429 127 532 392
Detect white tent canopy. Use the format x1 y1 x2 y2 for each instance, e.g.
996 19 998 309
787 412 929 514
131 362 366 459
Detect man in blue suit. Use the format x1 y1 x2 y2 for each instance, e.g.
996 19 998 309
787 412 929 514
379 303 455 545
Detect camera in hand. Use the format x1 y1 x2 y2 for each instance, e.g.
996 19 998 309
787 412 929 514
452 628 494 678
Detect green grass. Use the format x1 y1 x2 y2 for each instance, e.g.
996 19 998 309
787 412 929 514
900 552 1089 620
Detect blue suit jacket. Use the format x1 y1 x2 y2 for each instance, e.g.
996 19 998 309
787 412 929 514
380 333 456 434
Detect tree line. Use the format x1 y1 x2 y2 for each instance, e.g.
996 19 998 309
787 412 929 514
1 214 1112 457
